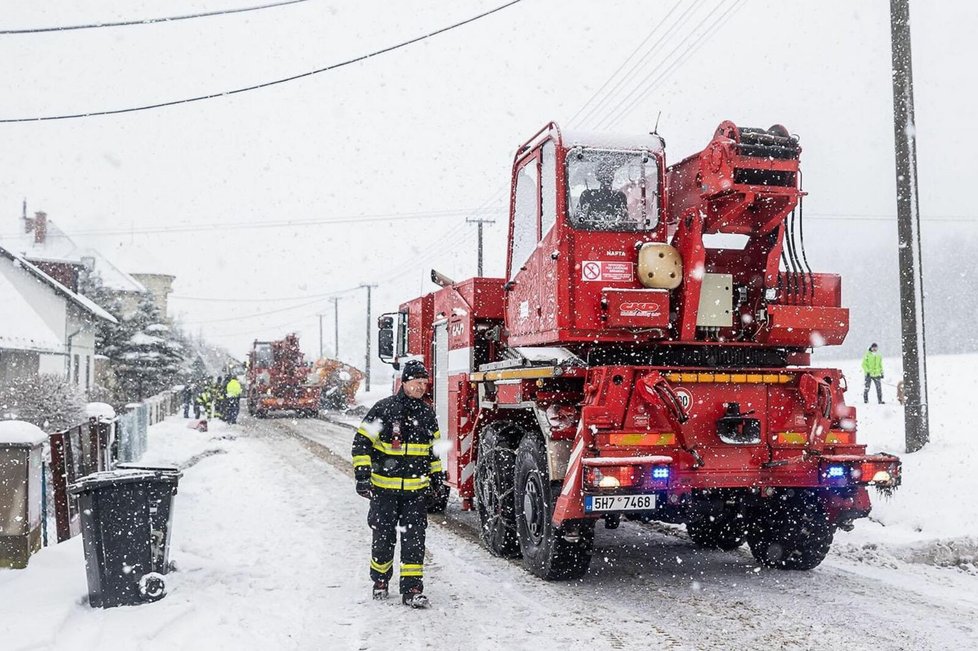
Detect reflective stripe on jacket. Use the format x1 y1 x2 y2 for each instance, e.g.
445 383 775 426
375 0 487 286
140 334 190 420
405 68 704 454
351 389 441 493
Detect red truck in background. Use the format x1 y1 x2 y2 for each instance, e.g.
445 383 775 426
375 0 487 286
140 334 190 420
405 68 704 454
246 333 321 418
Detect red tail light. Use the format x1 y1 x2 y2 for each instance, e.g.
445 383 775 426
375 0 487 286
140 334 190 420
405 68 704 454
584 465 640 490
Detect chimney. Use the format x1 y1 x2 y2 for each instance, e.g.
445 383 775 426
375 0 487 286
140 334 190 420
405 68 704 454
34 211 47 244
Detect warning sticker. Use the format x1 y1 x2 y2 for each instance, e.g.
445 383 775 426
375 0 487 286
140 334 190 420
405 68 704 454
581 260 634 282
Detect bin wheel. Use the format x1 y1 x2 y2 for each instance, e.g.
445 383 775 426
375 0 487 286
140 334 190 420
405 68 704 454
139 572 167 602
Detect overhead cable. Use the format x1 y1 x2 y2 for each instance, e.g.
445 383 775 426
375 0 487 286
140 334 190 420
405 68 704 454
0 0 310 35
0 0 523 123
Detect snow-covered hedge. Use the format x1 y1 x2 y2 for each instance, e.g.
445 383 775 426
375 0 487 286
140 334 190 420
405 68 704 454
0 374 86 432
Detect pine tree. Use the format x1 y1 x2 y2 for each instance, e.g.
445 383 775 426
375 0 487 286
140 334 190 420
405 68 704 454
111 294 184 400
80 271 187 402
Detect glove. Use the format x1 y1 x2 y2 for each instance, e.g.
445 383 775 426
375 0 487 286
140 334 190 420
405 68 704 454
355 478 372 499
429 472 446 494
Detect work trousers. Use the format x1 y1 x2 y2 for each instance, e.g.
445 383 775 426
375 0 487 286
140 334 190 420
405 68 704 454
864 375 883 403
226 398 240 424
368 491 427 593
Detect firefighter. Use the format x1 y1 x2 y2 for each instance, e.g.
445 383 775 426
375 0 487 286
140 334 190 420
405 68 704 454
578 162 626 225
196 386 213 421
862 342 884 404
352 360 443 609
225 375 242 424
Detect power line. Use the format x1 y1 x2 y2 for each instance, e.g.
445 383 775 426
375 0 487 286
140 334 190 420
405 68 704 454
594 0 744 131
0 0 523 123
0 207 505 239
570 0 696 129
171 285 362 303
179 284 364 324
0 0 310 35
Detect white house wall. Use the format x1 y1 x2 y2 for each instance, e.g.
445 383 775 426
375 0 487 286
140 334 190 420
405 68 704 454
1 257 102 391
0 258 66 350
66 304 96 391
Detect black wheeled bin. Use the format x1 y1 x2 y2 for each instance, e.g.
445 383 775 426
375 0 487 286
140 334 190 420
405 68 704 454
69 467 182 608
116 463 182 573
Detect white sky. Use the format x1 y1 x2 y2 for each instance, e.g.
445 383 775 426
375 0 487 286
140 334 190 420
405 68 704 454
2 0 976 378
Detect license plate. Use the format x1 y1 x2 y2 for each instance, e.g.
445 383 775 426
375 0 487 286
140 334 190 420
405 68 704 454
584 494 656 512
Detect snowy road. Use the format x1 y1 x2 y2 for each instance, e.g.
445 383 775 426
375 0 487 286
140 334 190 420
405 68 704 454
3 414 976 650
269 414 978 650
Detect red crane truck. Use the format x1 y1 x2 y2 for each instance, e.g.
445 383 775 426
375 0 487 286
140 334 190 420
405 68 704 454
246 333 321 418
376 121 901 580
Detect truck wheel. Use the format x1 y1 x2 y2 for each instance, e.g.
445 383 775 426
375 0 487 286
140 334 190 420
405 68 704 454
747 490 833 570
686 511 746 551
475 427 520 557
514 435 594 580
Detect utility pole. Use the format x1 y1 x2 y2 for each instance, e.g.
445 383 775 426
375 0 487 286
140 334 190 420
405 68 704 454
466 217 495 276
890 0 929 453
359 283 378 391
317 313 325 358
330 297 341 358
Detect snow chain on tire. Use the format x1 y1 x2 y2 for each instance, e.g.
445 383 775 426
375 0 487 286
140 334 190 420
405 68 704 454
514 434 594 580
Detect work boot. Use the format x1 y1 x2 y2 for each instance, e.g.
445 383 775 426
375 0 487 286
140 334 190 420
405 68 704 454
402 588 430 609
372 580 389 600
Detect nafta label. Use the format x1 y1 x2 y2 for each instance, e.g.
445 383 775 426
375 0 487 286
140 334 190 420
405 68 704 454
581 260 634 282
619 301 662 318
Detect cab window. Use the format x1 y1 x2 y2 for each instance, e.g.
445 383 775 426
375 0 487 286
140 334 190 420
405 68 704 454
566 148 659 231
510 156 540 279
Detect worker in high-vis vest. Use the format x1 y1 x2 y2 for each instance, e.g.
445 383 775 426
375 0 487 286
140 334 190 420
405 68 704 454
224 376 243 424
352 360 442 609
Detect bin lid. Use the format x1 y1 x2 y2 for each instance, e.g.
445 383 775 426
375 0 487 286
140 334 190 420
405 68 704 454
117 462 181 474
68 468 179 495
0 421 47 447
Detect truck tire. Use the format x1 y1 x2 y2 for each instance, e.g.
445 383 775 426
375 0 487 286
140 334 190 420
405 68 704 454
475 426 520 557
747 490 833 570
686 511 746 551
514 435 594 580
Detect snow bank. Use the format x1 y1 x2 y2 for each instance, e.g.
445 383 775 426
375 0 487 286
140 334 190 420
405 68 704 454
0 420 47 446
85 402 116 421
833 353 978 545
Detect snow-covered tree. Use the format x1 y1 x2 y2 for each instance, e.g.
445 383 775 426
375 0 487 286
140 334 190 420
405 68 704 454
0 374 86 431
107 294 184 401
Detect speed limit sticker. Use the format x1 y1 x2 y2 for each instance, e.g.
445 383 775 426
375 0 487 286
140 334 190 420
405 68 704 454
674 388 692 411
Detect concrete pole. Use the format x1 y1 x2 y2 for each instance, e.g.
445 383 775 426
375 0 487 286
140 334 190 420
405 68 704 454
889 0 929 452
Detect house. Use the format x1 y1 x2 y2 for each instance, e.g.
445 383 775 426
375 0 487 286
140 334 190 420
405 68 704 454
0 244 117 391
1 209 151 318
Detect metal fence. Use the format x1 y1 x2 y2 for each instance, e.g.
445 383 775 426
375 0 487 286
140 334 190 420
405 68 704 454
115 389 180 464
46 388 181 544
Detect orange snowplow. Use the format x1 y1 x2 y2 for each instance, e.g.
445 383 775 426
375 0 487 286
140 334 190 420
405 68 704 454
312 358 364 409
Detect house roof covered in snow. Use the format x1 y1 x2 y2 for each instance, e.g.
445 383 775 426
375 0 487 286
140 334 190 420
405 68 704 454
0 244 117 325
0 217 146 293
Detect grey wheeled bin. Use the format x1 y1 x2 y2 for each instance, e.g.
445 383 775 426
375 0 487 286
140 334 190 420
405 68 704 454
69 468 182 608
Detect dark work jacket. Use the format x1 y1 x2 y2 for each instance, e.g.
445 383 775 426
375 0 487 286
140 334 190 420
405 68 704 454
352 389 442 493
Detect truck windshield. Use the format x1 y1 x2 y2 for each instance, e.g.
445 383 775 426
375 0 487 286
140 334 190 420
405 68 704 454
566 148 659 231
253 343 273 367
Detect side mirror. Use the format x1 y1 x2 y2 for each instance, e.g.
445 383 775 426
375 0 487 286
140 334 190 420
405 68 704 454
377 313 396 364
